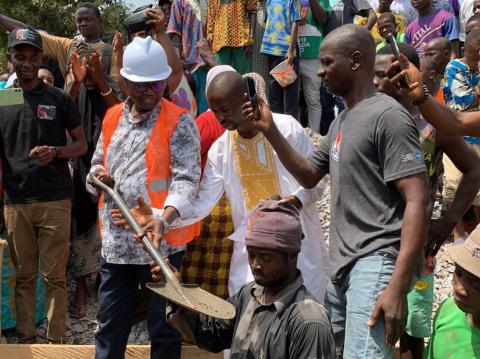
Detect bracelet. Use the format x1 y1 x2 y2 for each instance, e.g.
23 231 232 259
53 146 59 158
100 87 113 97
159 216 170 234
412 85 430 106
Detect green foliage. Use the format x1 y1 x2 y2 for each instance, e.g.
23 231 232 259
0 0 131 72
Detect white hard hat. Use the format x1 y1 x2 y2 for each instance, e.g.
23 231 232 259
120 36 172 82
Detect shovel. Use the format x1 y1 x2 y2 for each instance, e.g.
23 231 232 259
89 173 236 320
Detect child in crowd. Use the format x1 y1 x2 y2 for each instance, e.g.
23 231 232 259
425 37 451 103
167 0 208 114
357 0 407 44
425 37 452 76
376 12 405 51
425 227 480 358
466 12 480 37
443 29 480 112
442 29 480 242
261 0 301 120
405 0 459 57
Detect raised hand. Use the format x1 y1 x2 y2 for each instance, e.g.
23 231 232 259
112 31 124 56
146 8 167 34
71 51 87 83
385 54 424 102
243 95 275 135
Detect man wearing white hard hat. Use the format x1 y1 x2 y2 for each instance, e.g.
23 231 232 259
87 36 201 359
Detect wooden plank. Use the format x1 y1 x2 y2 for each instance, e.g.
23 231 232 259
0 344 223 359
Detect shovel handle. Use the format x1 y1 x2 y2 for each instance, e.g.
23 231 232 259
88 173 178 283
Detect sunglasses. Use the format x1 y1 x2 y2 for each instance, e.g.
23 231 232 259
129 80 167 93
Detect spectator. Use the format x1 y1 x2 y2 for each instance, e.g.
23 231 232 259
254 25 429 358
425 228 480 358
370 0 417 23
442 28 480 243
67 46 120 319
375 46 480 359
261 0 301 120
425 37 451 103
87 36 200 359
376 12 406 51
0 29 87 343
425 37 452 76
158 0 172 23
207 0 257 74
298 0 329 132
0 3 119 90
251 0 270 88
38 64 55 87
156 199 336 359
405 0 460 57
167 0 209 114
459 0 480 42
357 0 407 44
466 12 480 37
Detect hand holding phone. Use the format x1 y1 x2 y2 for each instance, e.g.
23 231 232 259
0 88 24 107
245 77 257 107
386 33 410 88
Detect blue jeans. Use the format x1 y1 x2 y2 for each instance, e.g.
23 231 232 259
325 251 396 358
95 252 184 359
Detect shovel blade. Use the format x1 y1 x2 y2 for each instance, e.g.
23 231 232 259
146 282 236 320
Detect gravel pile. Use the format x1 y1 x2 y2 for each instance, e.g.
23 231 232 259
4 128 456 344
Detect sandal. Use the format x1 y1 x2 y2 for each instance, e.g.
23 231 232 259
69 303 86 319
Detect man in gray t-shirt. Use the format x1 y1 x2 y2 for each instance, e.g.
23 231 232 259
311 91 426 282
250 24 429 358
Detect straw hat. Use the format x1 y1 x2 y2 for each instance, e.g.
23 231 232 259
448 225 480 278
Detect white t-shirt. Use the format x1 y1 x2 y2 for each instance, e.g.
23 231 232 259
460 0 474 41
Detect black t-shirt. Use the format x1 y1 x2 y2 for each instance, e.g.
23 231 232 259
0 81 81 204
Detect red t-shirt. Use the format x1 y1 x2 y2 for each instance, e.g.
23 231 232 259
196 110 225 173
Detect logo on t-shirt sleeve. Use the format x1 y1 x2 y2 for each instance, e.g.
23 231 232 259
37 105 56 120
400 150 423 163
331 131 342 161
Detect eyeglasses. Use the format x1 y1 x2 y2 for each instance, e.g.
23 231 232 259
129 80 167 93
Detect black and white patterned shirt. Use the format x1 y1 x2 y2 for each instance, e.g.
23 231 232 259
88 99 201 264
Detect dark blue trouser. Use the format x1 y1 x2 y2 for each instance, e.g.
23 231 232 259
95 252 183 359
267 54 300 120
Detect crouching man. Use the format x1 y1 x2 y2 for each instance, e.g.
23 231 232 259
150 199 335 359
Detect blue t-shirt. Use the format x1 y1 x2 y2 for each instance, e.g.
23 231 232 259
261 0 302 57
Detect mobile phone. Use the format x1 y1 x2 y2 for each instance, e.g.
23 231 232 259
245 77 257 105
0 88 24 107
386 33 410 88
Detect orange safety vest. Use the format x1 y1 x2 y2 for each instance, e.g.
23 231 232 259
99 98 199 246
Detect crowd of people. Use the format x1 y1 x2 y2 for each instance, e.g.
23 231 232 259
0 0 480 359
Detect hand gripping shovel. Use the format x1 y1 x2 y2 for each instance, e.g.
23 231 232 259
89 173 236 320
